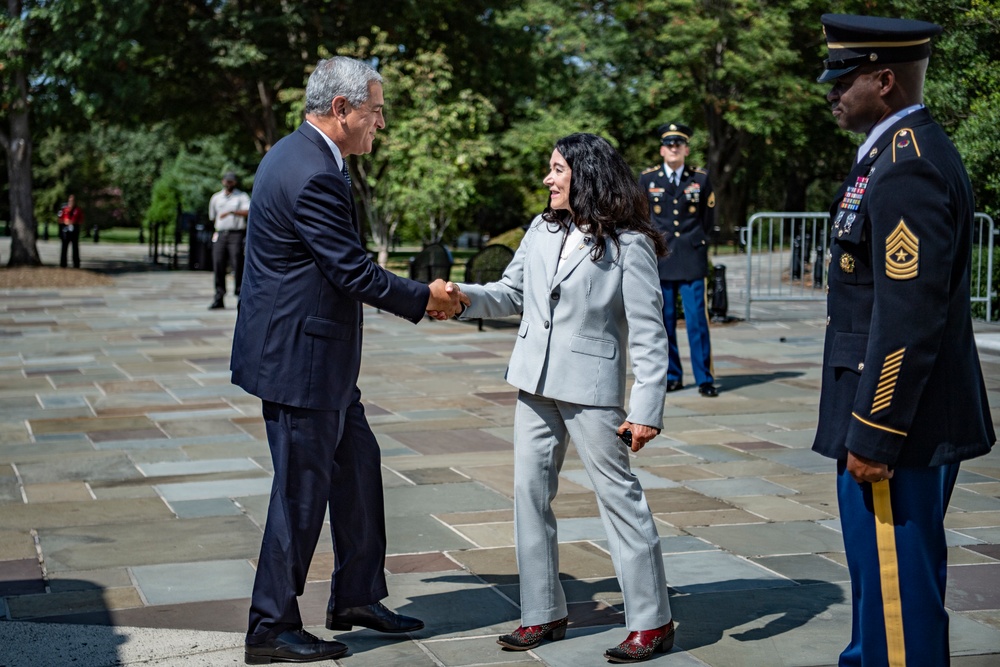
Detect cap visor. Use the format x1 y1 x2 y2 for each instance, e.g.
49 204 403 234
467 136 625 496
817 66 857 83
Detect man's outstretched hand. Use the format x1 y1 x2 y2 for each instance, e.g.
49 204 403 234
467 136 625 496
426 280 470 320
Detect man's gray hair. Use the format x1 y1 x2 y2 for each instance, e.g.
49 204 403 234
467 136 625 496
304 56 382 116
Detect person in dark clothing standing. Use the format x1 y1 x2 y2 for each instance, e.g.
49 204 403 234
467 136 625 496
208 172 251 309
639 124 718 397
813 14 995 666
57 194 83 269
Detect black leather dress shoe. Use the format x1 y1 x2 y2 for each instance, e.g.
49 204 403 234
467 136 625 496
244 628 347 664
326 601 424 633
666 380 683 392
208 301 225 310
698 383 719 397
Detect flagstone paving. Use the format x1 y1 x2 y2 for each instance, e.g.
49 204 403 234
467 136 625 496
0 241 998 666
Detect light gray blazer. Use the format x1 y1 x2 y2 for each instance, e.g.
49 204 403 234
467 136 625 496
459 215 669 429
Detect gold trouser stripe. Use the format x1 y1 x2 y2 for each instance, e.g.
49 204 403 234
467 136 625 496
872 479 907 666
703 277 714 377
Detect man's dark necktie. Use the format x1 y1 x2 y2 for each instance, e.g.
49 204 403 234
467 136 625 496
341 160 360 234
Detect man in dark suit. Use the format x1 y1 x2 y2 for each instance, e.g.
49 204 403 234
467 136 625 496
813 15 994 665
232 56 462 664
639 123 718 397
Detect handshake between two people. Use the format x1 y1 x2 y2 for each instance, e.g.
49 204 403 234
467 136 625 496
426 279 471 320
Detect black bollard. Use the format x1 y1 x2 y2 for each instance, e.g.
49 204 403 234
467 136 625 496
710 264 728 323
790 230 803 280
813 234 826 288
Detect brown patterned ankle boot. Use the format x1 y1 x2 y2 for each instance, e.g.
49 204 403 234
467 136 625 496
603 621 674 663
496 616 568 650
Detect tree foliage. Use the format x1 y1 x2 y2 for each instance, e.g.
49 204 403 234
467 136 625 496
2 0 998 266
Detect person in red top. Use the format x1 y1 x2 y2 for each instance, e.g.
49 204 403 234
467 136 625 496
57 194 83 268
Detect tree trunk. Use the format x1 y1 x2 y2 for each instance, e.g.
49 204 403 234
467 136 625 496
255 80 279 152
2 4 41 267
704 110 748 240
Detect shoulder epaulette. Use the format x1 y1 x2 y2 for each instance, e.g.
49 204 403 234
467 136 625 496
891 128 921 163
641 165 659 175
693 167 708 174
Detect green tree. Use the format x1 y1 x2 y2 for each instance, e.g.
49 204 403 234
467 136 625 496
2 0 42 265
336 30 494 263
2 0 157 264
616 0 833 233
146 137 240 232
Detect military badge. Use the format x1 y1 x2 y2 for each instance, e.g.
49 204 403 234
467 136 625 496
840 253 855 273
839 175 868 212
885 219 918 279
653 205 661 214
869 147 878 159
689 206 696 213
707 192 716 208
891 128 921 162
684 183 701 203
843 213 856 234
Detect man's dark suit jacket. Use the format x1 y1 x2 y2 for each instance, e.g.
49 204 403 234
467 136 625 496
231 123 429 410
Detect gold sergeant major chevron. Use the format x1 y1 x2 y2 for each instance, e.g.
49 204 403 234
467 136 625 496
885 219 919 280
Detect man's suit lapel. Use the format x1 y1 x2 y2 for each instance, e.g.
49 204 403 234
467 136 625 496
299 124 363 236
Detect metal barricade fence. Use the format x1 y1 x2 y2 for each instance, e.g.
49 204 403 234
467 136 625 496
971 212 995 323
743 212 829 321
743 211 995 322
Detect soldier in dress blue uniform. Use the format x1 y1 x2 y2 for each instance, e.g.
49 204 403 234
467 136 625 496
812 14 995 666
639 123 718 397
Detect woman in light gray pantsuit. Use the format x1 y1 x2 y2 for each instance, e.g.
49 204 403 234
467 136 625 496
454 133 674 663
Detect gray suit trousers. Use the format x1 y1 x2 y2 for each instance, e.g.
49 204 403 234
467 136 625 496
513 391 672 630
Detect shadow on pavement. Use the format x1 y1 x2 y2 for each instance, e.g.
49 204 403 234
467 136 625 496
0 578 124 667
717 371 804 391
669 578 844 649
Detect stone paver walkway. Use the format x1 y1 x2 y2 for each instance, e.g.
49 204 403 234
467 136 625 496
1 240 998 666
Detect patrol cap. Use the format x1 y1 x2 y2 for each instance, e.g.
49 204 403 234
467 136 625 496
818 14 942 83
658 123 691 145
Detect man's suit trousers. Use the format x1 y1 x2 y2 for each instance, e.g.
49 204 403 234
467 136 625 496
512 391 671 630
246 395 389 643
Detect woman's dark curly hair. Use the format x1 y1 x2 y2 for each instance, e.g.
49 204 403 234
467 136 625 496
542 132 668 261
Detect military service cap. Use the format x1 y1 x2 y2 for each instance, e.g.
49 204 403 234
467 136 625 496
818 14 942 83
657 122 691 145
